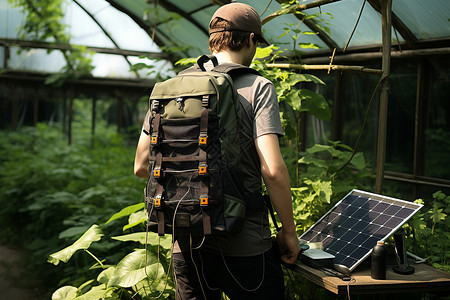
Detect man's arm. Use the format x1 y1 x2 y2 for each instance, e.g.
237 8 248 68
255 133 300 264
134 129 150 178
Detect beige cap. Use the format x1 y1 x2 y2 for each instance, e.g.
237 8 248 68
209 3 269 45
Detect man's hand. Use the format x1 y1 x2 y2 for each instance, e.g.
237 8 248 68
276 228 301 264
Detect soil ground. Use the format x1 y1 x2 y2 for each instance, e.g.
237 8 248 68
0 245 39 300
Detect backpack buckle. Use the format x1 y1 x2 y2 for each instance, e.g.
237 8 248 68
198 163 207 176
151 134 159 145
200 196 209 206
153 167 161 179
202 95 209 107
154 194 162 208
199 133 208 146
151 100 160 111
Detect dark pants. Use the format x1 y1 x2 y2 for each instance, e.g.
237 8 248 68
172 244 284 300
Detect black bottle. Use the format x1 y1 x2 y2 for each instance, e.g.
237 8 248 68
371 240 387 280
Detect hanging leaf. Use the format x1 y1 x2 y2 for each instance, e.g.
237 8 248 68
298 42 321 49
107 249 165 288
288 73 325 86
349 152 366 170
52 286 77 300
72 285 115 300
97 267 116 285
254 45 276 59
106 203 145 224
48 224 103 265
112 232 173 249
122 210 147 231
299 89 331 121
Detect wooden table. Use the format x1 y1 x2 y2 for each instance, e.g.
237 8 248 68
291 260 450 295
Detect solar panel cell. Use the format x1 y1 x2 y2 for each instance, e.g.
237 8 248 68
351 232 371 245
384 216 404 228
350 246 369 259
395 207 415 218
372 202 390 212
373 214 390 225
384 205 402 215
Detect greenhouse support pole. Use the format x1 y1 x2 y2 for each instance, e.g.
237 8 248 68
375 0 392 194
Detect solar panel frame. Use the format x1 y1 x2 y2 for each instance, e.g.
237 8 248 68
299 189 423 273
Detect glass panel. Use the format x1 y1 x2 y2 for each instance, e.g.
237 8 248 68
0 0 25 38
266 13 328 52
157 18 209 57
0 46 4 68
425 57 450 180
340 70 381 167
127 56 175 79
385 60 417 174
393 0 450 39
304 0 387 48
88 3 158 52
166 0 209 12
191 6 217 31
8 46 65 73
304 0 405 48
65 0 115 48
305 81 332 146
91 53 135 78
113 0 149 14
244 0 328 52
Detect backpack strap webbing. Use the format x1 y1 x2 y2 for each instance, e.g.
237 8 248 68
178 55 261 77
153 184 165 236
212 63 261 77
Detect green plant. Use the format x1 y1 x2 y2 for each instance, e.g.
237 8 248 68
0 117 146 295
406 191 450 273
48 222 175 299
291 141 372 233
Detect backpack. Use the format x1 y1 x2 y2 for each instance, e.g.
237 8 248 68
144 55 269 236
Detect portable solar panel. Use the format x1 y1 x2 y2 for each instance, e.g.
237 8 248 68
299 189 423 275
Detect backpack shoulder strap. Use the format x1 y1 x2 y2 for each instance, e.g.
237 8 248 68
212 63 261 77
178 55 261 77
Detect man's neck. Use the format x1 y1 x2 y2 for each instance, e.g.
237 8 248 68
212 51 246 66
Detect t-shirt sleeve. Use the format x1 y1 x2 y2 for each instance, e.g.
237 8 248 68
142 109 150 133
253 79 284 139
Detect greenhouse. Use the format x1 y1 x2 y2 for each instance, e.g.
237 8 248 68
0 0 449 299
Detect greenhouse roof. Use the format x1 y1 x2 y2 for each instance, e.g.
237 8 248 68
1 0 449 79
102 0 450 56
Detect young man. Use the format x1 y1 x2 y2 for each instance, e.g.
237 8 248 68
134 3 300 299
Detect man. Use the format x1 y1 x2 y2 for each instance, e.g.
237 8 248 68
134 3 300 299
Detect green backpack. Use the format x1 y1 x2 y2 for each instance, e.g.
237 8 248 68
145 55 265 236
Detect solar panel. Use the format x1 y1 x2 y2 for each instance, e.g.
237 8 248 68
299 189 423 275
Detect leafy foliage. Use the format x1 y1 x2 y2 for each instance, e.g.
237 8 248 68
0 118 148 296
292 141 372 233
405 191 450 272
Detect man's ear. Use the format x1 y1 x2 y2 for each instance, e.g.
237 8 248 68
248 32 255 47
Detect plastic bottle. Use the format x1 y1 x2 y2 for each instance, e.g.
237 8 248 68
371 240 387 280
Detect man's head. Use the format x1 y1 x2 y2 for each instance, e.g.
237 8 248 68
208 3 266 54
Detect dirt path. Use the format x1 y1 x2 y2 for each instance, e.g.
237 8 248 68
0 245 36 300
